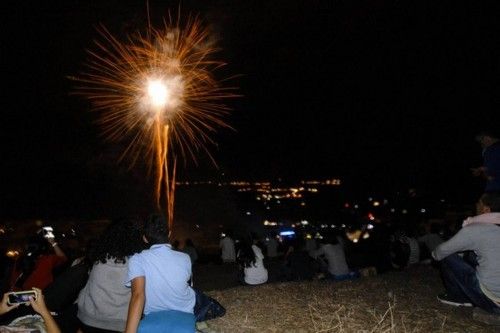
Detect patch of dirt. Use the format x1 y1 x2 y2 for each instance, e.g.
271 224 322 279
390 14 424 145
194 264 497 332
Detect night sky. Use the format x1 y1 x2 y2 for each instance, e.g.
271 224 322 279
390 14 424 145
2 0 499 219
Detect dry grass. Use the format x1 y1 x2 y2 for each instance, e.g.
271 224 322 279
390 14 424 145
197 265 497 333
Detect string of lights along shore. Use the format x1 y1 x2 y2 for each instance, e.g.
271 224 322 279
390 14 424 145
71 10 237 231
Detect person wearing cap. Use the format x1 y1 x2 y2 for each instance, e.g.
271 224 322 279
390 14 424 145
472 131 500 193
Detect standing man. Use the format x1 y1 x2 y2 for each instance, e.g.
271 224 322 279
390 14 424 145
432 193 500 325
125 214 196 333
472 130 500 193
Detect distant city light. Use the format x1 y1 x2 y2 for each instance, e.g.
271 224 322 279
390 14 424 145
246 211 251 215
263 220 277 226
373 201 380 207
346 229 362 242
6 250 19 258
301 220 309 225
420 208 426 213
367 224 374 230
280 230 295 236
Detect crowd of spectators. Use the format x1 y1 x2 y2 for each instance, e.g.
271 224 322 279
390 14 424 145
0 214 223 332
1 190 499 330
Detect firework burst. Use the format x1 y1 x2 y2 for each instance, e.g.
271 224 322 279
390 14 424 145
72 13 237 228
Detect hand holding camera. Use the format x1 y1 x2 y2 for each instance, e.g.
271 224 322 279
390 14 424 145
0 292 20 315
2 289 49 316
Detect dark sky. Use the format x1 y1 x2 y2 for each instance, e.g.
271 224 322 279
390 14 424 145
2 0 499 218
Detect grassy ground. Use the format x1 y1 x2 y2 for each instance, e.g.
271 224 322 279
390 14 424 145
193 262 498 333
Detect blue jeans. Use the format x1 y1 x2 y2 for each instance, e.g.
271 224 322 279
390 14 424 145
440 254 500 314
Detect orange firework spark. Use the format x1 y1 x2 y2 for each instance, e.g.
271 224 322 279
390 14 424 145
71 13 236 228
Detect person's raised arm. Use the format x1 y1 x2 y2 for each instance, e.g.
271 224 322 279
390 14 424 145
29 288 61 333
47 238 67 260
125 276 145 333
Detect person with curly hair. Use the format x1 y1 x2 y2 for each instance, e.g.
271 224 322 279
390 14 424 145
77 218 146 333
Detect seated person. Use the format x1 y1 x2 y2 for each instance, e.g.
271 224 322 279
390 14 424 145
181 239 198 265
389 229 421 269
312 233 356 281
400 228 420 266
77 218 145 333
0 288 60 333
236 236 268 286
418 222 444 254
219 231 236 264
264 232 279 259
432 193 500 324
281 238 315 281
125 214 196 333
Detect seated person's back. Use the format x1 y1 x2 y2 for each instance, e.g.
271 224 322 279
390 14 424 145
125 214 196 333
128 243 195 314
77 218 145 333
312 234 349 277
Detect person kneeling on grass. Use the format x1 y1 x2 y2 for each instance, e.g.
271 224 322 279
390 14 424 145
124 214 196 333
432 192 500 325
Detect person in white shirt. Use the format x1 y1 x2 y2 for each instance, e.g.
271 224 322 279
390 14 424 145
219 232 236 263
312 233 350 280
237 236 268 285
